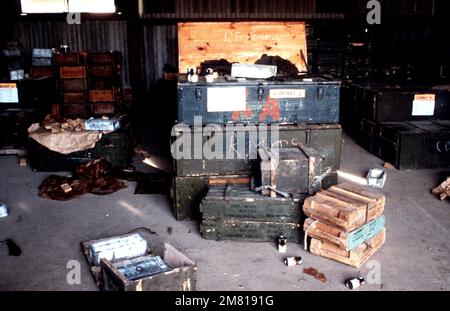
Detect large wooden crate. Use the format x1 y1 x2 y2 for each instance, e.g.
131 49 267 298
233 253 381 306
309 229 386 268
303 183 385 232
178 22 308 72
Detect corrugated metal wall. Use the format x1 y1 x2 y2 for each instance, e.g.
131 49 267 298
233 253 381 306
141 0 347 19
7 20 130 86
141 24 178 90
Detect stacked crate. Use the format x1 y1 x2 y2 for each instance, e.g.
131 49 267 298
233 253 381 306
341 82 450 169
87 52 123 116
172 22 343 232
54 51 123 118
303 183 386 268
55 52 90 118
172 122 343 221
31 49 54 78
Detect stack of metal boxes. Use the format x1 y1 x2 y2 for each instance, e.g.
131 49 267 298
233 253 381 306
31 48 54 78
341 83 450 169
171 75 343 228
54 51 123 118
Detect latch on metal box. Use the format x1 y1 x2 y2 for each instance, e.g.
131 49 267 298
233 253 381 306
317 86 324 100
195 88 202 101
257 84 265 100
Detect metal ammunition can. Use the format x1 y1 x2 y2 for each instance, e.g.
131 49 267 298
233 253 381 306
284 256 303 266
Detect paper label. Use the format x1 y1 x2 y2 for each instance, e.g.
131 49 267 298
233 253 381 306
207 87 246 112
270 89 305 99
412 94 435 116
0 83 19 103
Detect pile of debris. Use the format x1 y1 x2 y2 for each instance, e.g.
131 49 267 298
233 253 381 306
432 177 450 201
39 158 126 201
40 114 85 134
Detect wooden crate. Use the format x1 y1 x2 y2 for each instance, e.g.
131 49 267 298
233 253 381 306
62 92 87 104
32 66 54 77
92 102 116 115
55 53 83 66
62 104 90 118
60 66 87 79
303 183 385 232
259 146 323 197
178 22 308 72
89 65 119 78
90 77 120 90
87 52 122 65
61 79 87 92
304 215 385 251
100 243 196 291
89 90 117 103
309 229 386 268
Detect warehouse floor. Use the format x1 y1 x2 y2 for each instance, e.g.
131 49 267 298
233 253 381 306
0 131 449 291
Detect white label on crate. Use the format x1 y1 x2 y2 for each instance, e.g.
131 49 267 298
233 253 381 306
0 83 19 103
412 94 435 116
207 87 246 112
270 89 305 99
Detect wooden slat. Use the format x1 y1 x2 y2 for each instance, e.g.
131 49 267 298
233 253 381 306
303 183 385 231
310 229 386 268
178 22 308 72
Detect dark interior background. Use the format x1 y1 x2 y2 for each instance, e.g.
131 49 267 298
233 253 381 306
0 0 449 104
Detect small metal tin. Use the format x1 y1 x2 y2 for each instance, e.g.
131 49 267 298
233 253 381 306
284 256 303 266
345 277 365 290
0 203 8 218
278 235 287 253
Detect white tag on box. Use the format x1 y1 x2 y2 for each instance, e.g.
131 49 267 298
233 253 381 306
0 83 19 103
207 87 246 112
270 89 305 99
412 94 435 116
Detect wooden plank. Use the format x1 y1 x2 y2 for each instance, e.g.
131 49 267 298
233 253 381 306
309 229 386 268
208 177 251 186
178 22 308 72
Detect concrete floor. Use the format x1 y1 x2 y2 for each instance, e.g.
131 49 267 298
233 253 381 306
0 132 449 291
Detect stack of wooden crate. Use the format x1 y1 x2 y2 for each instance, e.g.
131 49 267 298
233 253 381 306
303 183 386 268
171 22 343 226
87 52 123 116
56 52 90 117
54 51 123 118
